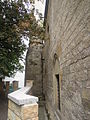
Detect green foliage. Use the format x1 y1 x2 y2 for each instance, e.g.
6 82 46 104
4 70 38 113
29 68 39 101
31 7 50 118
29 16 45 40
0 0 28 77
20 13 45 40
0 0 45 77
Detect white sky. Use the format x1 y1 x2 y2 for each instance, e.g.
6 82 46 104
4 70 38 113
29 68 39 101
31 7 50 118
5 0 46 88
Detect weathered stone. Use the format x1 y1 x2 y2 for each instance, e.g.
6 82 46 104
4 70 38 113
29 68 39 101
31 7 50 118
82 88 90 100
42 0 90 120
24 0 90 120
25 38 43 97
8 100 21 118
8 108 21 120
8 93 38 120
22 103 38 119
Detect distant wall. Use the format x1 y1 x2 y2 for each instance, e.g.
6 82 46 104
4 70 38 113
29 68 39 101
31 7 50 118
43 0 90 120
25 38 43 97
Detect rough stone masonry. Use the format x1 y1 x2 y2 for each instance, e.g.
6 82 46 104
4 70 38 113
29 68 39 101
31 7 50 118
25 37 43 97
25 0 90 120
43 0 90 120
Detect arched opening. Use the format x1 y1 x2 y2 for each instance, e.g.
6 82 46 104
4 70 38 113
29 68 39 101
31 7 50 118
53 54 61 111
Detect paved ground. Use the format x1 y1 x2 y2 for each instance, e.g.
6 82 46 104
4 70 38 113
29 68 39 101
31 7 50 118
39 106 48 120
38 101 48 120
0 94 8 120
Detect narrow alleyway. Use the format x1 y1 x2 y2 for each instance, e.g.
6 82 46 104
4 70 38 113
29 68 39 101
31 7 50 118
0 94 8 120
38 100 48 120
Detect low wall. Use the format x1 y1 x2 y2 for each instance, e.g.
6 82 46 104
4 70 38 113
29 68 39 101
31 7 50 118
8 87 38 120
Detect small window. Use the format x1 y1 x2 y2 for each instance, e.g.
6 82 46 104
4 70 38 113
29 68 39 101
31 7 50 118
55 74 60 110
53 55 61 111
47 25 49 33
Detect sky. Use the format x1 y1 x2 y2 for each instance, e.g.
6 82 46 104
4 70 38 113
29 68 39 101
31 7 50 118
4 0 46 88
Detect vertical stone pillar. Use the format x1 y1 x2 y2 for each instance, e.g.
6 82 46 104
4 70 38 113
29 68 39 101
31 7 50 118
6 81 10 94
13 81 18 91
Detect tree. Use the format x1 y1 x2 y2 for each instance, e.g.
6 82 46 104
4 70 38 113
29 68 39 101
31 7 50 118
0 0 45 78
0 0 29 77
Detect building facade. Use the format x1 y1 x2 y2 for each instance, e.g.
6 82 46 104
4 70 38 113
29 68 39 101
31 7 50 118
25 0 90 120
43 0 90 120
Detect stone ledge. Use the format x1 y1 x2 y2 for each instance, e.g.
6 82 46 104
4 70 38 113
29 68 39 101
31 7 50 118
8 87 38 105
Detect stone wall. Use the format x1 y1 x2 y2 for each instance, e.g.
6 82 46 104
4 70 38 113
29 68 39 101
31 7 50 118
8 87 38 120
43 0 90 120
25 38 43 97
8 100 38 120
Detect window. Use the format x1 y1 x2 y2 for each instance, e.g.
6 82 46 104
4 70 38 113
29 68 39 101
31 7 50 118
47 25 49 33
53 56 61 111
55 74 60 110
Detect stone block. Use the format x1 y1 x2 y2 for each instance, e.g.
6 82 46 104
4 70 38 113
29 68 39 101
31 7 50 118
88 70 90 80
82 88 90 100
32 117 38 120
82 88 90 111
75 70 88 81
8 102 38 120
22 103 38 120
8 100 21 118
83 56 90 69
8 108 21 120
